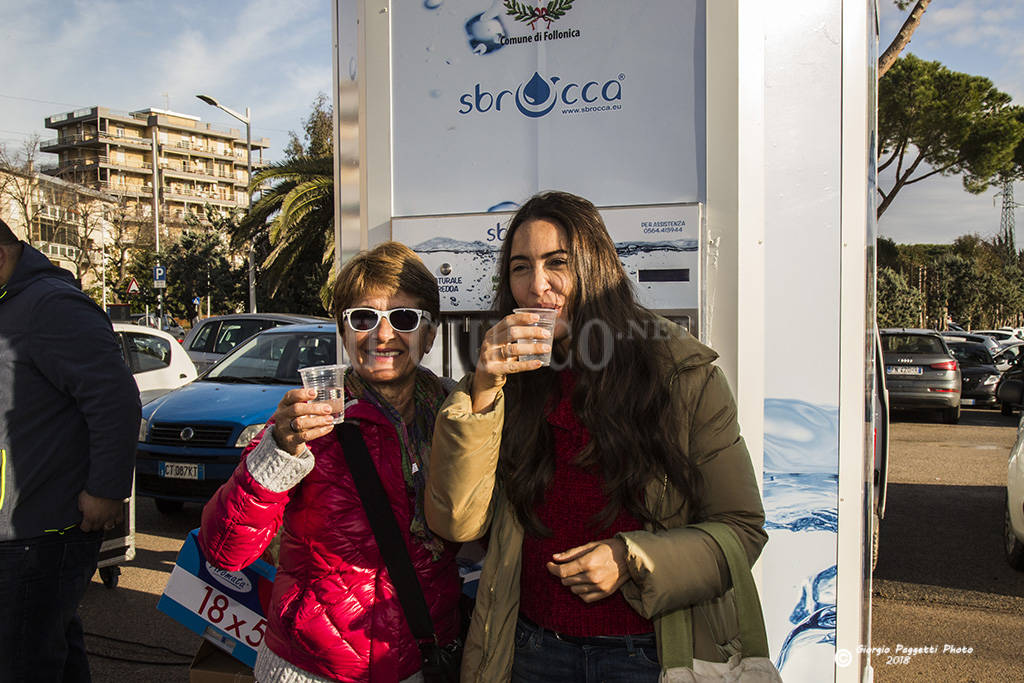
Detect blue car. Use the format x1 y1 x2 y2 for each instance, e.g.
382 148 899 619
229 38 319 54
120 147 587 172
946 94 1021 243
136 323 338 513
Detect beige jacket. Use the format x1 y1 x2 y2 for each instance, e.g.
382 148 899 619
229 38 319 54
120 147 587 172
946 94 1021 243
425 328 767 682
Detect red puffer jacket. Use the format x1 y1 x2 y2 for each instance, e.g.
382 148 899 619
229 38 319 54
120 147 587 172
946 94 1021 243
199 401 461 682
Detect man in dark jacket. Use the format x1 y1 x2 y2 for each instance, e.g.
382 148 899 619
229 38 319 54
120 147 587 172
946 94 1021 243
0 219 141 681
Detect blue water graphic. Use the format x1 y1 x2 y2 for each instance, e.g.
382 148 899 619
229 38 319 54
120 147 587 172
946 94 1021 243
764 398 839 474
763 398 839 676
776 566 837 670
764 473 838 533
487 201 519 212
465 12 506 54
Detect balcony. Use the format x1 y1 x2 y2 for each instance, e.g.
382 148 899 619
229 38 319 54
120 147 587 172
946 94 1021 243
98 131 152 149
40 133 101 151
101 181 153 197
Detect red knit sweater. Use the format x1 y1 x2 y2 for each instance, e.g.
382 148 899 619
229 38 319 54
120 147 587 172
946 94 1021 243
518 371 653 637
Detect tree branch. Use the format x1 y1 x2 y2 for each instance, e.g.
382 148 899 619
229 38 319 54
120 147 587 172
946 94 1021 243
878 0 932 78
902 162 957 185
878 141 905 173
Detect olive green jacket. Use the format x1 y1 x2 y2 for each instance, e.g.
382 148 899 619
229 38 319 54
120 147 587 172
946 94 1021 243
425 329 767 682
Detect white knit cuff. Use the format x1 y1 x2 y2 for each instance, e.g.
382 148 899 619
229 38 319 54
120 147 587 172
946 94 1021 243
245 430 314 493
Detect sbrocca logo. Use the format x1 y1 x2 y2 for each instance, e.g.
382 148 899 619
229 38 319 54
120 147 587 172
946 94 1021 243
458 71 623 119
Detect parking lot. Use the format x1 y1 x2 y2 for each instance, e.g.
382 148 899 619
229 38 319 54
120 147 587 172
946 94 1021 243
872 408 1024 680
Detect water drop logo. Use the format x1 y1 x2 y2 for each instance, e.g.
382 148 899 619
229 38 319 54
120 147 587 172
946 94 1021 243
516 72 559 118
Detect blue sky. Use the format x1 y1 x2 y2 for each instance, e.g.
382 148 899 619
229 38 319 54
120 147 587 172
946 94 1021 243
0 0 1017 246
0 0 332 161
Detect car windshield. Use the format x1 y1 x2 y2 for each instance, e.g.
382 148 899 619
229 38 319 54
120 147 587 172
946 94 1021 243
205 331 337 383
948 343 993 367
882 334 944 354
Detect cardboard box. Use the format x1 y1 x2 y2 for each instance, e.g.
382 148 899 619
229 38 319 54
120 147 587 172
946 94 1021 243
190 640 255 683
159 529 276 668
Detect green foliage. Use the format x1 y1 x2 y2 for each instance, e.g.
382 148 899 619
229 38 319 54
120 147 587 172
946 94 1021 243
284 93 333 162
877 55 1024 217
162 229 245 320
877 267 923 327
878 233 1024 330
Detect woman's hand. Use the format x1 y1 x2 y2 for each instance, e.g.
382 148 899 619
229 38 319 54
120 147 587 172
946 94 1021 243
271 388 336 456
546 538 630 603
470 312 552 412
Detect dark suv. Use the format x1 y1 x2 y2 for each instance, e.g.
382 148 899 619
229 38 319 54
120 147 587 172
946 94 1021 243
880 329 962 423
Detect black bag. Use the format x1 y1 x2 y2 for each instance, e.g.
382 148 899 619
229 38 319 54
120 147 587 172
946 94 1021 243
336 423 462 683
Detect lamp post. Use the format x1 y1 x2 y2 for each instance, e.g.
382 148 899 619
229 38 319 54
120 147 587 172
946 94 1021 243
196 94 256 313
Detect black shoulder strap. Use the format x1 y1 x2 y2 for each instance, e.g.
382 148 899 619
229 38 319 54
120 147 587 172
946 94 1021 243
336 422 436 642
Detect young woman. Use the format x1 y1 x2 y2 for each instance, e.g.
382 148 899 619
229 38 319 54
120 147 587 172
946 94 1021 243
425 191 767 682
200 242 460 683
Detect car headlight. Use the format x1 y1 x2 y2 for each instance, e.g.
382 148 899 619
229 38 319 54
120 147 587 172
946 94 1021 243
138 418 149 442
235 423 267 448
984 374 1000 386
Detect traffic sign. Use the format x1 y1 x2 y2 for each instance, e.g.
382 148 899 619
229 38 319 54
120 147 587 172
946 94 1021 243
154 265 167 289
192 296 201 306
126 277 140 296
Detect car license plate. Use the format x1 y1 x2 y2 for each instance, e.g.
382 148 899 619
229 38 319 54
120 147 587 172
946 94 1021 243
886 366 923 375
961 398 976 406
159 462 204 480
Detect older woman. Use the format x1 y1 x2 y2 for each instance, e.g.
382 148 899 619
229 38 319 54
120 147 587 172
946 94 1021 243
425 192 767 682
199 242 460 683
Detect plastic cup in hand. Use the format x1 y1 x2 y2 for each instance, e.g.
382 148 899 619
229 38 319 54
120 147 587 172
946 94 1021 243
298 364 347 424
513 308 558 366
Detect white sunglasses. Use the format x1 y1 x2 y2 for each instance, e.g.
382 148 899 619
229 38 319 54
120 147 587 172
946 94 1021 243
342 307 434 332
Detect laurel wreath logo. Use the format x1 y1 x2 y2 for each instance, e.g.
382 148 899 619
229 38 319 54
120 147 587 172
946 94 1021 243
503 0 575 30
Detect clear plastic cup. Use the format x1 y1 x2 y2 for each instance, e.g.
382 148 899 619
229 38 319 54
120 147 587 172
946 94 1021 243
297 364 347 423
513 308 558 366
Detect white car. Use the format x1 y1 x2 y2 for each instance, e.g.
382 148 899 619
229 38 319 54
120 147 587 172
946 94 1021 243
112 322 197 404
1005 409 1024 569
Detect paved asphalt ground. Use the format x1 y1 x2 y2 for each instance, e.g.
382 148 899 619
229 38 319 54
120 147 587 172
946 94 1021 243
76 407 1024 681
871 408 1024 681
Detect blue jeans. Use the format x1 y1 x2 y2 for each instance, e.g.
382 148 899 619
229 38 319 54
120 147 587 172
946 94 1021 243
0 528 102 683
511 616 662 683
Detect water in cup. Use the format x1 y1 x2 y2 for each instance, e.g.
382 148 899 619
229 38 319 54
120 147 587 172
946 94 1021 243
298 364 347 423
513 308 558 366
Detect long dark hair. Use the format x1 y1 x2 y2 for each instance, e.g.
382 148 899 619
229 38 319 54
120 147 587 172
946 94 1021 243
495 191 703 536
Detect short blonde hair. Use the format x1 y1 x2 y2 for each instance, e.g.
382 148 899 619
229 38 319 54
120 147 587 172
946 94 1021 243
331 241 439 323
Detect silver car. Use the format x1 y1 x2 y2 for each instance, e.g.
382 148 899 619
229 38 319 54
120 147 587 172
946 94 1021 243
881 329 962 424
182 313 328 373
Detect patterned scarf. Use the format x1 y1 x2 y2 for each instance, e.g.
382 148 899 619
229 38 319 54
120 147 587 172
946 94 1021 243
344 367 450 560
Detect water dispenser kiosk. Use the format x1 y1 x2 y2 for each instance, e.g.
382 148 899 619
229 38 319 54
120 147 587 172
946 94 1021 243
333 1 885 680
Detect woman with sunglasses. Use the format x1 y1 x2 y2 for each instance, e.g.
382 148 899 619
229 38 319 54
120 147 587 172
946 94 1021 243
425 192 767 682
200 242 461 683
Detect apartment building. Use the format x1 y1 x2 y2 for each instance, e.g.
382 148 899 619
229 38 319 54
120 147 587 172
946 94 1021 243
40 106 269 233
0 166 116 286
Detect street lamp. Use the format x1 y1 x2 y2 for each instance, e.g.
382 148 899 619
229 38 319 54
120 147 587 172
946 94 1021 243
196 94 256 313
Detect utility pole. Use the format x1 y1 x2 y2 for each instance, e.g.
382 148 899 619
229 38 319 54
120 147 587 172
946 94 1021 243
151 129 162 326
996 179 1022 264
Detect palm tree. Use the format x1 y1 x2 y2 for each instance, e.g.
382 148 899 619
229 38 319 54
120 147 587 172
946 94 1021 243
233 156 334 311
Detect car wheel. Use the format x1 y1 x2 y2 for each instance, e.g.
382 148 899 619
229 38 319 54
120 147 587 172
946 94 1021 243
943 405 960 424
154 498 184 515
1003 402 1015 417
1005 504 1024 570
